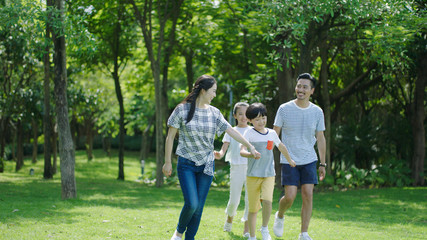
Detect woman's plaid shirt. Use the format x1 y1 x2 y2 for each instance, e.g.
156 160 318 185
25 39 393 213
168 103 231 176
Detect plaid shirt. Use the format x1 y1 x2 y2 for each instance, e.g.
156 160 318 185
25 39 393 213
168 103 231 176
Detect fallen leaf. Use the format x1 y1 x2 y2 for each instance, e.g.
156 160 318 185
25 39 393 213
335 205 341 208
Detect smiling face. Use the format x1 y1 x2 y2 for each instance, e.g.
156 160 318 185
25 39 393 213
199 83 217 105
234 106 248 127
295 79 315 101
249 113 267 133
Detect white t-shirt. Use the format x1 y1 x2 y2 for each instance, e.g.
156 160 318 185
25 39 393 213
243 128 281 177
273 100 325 165
222 126 251 165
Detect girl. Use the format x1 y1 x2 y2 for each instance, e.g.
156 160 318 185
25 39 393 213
214 102 251 237
162 75 260 240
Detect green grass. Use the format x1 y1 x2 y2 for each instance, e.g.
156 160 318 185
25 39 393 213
0 149 426 240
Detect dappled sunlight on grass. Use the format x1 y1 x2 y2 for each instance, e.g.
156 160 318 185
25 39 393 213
0 150 425 239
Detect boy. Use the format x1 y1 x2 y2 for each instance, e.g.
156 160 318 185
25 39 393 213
240 103 296 240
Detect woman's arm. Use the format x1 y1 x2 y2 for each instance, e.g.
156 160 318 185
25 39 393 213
226 127 260 159
163 126 178 177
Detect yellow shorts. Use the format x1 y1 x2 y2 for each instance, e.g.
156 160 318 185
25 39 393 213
246 176 275 213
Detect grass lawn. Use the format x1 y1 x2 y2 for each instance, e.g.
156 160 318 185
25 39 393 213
0 149 426 240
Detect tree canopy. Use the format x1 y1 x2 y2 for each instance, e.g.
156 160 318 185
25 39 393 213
0 0 425 187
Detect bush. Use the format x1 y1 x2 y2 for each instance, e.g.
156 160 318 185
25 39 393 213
329 159 413 189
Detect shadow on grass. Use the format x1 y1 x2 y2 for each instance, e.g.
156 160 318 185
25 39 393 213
1 150 426 232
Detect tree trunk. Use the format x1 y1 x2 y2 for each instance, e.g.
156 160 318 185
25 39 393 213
53 0 76 199
276 47 294 104
85 119 94 161
15 120 24 172
411 51 426 186
43 41 53 177
0 117 6 173
112 69 125 180
185 49 194 93
139 117 154 161
52 122 58 174
32 119 38 163
103 135 111 158
110 6 126 180
319 44 331 175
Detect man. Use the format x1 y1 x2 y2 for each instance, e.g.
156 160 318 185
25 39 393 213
272 73 326 240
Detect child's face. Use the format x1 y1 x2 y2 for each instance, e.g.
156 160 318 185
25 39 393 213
234 106 248 126
249 113 267 131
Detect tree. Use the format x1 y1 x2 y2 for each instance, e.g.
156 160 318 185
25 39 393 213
69 0 139 179
52 0 76 199
130 0 184 187
43 0 54 179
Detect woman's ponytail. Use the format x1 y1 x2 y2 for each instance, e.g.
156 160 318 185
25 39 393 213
182 75 216 123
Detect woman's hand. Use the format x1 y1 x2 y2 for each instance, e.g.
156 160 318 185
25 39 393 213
162 162 172 177
250 146 261 159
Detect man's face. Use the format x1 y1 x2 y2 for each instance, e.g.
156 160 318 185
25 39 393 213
295 79 315 101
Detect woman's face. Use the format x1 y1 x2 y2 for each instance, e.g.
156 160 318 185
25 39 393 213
200 83 217 104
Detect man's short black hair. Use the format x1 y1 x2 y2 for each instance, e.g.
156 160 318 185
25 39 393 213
297 73 317 88
246 103 267 120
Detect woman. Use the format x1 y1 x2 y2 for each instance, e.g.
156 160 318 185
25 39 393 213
163 75 260 240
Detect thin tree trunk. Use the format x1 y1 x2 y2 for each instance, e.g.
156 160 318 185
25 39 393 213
43 39 53 178
52 121 58 175
53 0 76 199
0 117 6 173
411 51 426 186
110 6 126 180
32 119 38 163
85 119 94 161
185 49 194 93
320 43 331 175
113 69 125 180
15 120 24 172
139 117 154 161
277 47 294 104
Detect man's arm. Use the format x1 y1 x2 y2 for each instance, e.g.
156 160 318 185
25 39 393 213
273 125 281 138
316 130 326 181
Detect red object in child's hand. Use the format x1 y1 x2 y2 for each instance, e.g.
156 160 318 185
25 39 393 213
266 141 274 150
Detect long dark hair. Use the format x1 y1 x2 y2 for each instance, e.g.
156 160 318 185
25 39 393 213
182 75 217 123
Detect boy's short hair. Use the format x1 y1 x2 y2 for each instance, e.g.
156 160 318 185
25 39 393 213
246 103 267 120
297 73 317 88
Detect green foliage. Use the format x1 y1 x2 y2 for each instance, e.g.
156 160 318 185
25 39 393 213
323 159 413 190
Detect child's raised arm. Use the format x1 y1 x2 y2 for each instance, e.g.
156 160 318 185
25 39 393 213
278 143 296 167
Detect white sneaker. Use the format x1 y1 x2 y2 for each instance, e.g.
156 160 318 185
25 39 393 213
273 211 284 237
243 232 250 238
260 227 272 240
298 233 313 240
223 222 232 232
170 235 182 240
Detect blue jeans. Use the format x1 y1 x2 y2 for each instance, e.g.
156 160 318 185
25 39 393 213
176 156 213 240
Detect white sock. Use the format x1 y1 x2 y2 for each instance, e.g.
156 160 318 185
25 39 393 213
301 232 309 237
261 226 268 231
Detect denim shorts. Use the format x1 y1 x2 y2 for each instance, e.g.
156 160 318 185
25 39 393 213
281 161 318 186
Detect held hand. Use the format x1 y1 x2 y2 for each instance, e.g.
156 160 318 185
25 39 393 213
162 162 172 177
250 146 261 159
288 159 296 167
214 151 221 160
319 166 326 181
